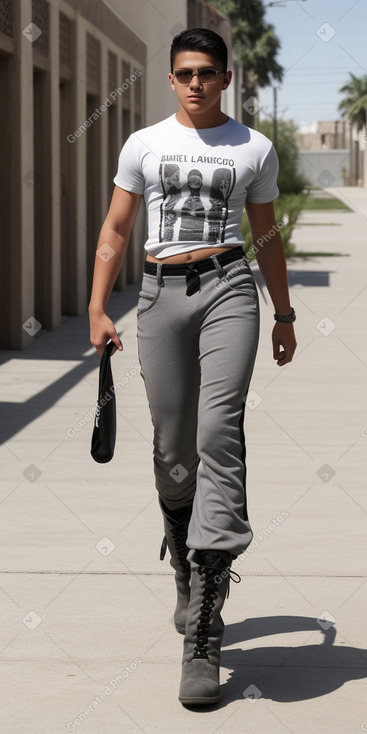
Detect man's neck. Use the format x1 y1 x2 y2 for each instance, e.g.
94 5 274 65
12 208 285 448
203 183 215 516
175 106 229 129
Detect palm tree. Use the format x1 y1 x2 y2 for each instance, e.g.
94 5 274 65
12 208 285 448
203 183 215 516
209 0 283 128
338 73 367 133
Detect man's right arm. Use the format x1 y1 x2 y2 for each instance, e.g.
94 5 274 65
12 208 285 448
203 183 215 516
88 185 142 356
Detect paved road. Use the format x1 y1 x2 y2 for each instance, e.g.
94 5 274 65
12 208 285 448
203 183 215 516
0 187 366 733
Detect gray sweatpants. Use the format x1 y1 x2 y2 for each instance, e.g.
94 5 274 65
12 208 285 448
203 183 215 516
136 247 260 558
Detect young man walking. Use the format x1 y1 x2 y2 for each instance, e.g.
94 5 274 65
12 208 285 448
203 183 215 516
89 28 297 706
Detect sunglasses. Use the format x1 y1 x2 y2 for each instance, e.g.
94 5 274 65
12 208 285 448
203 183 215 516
173 67 224 85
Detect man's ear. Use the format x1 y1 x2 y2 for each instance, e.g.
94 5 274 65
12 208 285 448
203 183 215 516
222 70 232 90
168 73 176 92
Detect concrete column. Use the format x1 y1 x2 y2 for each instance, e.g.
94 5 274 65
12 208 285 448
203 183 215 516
116 56 123 154
126 64 145 285
47 0 61 329
100 42 109 217
34 0 61 331
115 56 127 290
71 14 87 313
9 0 34 349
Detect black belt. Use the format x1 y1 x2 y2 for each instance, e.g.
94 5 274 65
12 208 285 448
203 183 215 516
144 246 245 277
144 246 245 296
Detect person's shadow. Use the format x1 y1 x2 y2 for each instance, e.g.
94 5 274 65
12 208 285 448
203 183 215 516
214 615 367 706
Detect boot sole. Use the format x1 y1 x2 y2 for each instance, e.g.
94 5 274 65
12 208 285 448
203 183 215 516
179 694 220 705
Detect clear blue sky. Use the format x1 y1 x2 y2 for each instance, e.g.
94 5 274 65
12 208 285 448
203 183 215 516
260 0 367 130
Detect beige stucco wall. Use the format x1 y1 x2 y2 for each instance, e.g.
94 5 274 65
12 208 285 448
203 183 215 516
102 0 186 125
102 0 239 125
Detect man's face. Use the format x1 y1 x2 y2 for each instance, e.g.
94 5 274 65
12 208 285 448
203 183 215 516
168 50 231 118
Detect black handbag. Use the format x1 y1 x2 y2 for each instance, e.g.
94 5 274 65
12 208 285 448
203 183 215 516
90 340 116 463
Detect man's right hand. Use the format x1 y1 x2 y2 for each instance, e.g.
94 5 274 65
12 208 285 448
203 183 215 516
89 311 123 357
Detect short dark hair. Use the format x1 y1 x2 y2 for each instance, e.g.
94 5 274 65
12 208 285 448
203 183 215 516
170 28 228 73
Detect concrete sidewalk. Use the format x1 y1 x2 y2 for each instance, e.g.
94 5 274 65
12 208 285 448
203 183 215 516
0 187 366 733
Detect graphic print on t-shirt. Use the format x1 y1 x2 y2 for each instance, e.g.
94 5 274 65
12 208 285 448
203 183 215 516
208 168 236 242
158 163 236 243
179 169 205 241
158 164 182 241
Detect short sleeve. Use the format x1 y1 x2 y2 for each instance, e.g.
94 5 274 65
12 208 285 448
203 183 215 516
113 135 145 194
246 144 279 204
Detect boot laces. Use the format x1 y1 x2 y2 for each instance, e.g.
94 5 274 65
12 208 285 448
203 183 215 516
171 521 190 574
160 517 190 575
192 565 241 659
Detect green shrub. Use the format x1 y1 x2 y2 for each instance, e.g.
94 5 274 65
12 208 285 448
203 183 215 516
257 119 309 194
241 192 308 261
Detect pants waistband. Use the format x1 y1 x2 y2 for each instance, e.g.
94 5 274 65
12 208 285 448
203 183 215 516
143 246 245 277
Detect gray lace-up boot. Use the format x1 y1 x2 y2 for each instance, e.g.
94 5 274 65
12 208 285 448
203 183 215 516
159 498 192 634
178 549 240 705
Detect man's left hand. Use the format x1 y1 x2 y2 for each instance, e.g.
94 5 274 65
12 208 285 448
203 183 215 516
272 322 297 366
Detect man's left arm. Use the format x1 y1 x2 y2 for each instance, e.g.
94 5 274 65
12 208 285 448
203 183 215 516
245 200 297 367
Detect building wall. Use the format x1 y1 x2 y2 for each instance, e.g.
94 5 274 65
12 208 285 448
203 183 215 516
104 0 241 123
297 119 366 186
0 0 147 349
297 150 350 188
103 0 187 126
1 0 239 350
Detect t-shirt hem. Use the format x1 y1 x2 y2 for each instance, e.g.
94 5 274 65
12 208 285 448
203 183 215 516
145 241 245 258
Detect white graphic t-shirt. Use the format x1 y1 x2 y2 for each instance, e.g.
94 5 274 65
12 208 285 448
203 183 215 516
114 114 279 259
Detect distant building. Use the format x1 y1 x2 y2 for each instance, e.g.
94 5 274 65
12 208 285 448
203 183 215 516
296 120 365 188
296 120 348 151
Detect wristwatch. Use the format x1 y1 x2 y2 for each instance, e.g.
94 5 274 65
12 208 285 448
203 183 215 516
274 307 296 323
